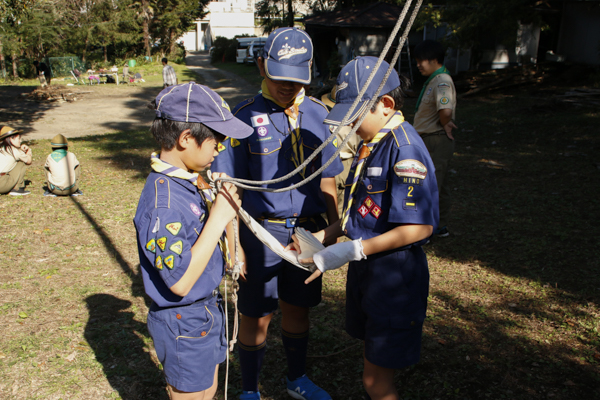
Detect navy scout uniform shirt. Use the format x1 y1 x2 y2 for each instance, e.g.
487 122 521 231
344 116 439 240
212 94 343 219
134 172 225 307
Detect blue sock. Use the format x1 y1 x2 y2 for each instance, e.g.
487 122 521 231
238 340 266 392
282 329 309 381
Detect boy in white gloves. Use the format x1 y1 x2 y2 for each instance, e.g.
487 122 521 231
289 57 439 400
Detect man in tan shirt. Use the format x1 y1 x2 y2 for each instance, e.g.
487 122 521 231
413 40 457 237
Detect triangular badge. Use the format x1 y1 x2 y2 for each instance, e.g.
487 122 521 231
157 237 167 251
169 240 183 255
165 222 182 236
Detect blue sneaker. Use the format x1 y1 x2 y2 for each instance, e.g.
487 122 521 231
286 375 331 400
240 391 260 400
433 226 450 238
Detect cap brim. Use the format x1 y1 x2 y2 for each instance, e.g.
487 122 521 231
265 59 311 85
323 101 370 126
321 93 335 109
203 118 254 140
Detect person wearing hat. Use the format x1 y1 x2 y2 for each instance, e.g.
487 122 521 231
321 86 361 218
44 134 82 196
0 126 32 196
211 27 342 400
133 82 253 399
288 56 439 400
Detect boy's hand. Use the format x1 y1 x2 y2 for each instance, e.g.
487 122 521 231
303 239 366 284
21 144 30 153
212 174 240 222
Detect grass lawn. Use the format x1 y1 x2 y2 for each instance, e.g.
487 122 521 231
0 65 599 400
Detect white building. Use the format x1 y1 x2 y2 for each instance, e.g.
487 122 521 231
180 0 259 52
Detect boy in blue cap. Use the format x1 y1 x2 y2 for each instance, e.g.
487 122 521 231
211 27 342 400
133 82 253 399
291 56 439 400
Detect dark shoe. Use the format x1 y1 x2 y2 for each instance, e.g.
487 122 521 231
434 226 450 237
43 190 57 197
71 189 83 197
9 188 30 196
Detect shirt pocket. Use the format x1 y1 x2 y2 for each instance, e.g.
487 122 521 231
363 177 388 194
249 138 282 155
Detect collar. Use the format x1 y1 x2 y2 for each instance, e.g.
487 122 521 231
364 111 405 144
150 152 199 192
415 65 450 112
50 148 67 162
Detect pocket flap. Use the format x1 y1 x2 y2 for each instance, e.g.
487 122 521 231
249 139 281 155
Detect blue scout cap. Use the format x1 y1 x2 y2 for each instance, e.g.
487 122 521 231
154 82 253 139
263 27 313 84
324 56 401 126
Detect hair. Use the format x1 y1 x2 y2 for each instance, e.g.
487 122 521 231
0 135 19 156
370 74 411 112
151 119 225 150
413 40 446 64
161 58 168 64
33 61 39 66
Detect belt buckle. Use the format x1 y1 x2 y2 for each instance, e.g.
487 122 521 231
285 218 297 228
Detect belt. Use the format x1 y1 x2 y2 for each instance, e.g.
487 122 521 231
151 288 220 311
257 216 311 229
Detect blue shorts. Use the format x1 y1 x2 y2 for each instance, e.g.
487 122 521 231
238 216 327 317
147 293 227 392
345 246 429 369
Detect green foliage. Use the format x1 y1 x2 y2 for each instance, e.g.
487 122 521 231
210 36 237 64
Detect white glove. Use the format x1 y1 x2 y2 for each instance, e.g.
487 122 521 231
313 239 366 273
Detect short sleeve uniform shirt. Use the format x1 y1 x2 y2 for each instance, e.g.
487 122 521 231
413 73 456 134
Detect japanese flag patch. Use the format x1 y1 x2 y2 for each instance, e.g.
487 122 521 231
251 114 269 127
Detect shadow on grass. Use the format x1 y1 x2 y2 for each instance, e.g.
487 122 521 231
84 294 168 400
0 85 59 131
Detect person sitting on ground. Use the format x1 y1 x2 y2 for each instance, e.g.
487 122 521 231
44 134 82 197
0 126 33 196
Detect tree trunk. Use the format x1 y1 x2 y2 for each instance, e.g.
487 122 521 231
104 45 107 63
169 29 176 56
143 0 151 58
0 37 6 79
12 52 18 78
287 0 293 27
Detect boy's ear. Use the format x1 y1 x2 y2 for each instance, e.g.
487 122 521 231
380 95 396 115
177 129 193 149
257 57 266 78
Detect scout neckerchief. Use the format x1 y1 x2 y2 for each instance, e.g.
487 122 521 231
150 152 231 268
415 65 450 113
340 112 405 231
261 80 307 178
50 148 67 162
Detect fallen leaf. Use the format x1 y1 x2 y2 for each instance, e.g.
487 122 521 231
437 339 447 345
65 352 76 362
33 230 42 235
18 312 28 319
508 303 517 308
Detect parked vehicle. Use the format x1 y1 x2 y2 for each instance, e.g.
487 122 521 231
236 37 266 64
246 39 266 65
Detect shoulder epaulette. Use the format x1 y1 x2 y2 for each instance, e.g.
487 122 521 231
154 176 171 209
308 96 329 112
233 97 256 116
390 121 414 148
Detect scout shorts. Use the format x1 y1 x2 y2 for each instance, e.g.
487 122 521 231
147 294 227 392
237 216 326 317
345 246 429 369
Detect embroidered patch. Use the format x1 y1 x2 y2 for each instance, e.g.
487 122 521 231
426 87 433 95
333 138 338 148
218 142 226 152
371 205 382 218
221 97 231 111
438 83 450 89
363 196 375 211
251 114 269 127
190 203 201 216
257 126 268 137
166 222 182 236
155 255 163 270
157 237 167 251
164 255 174 269
403 199 417 211
329 125 336 133
146 239 156 253
231 138 241 148
440 97 449 105
394 159 428 180
277 45 308 60
169 240 183 255
358 204 370 218
152 217 160 233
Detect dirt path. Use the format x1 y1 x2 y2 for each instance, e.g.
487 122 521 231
0 52 256 141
